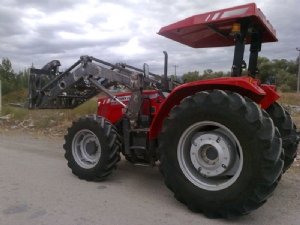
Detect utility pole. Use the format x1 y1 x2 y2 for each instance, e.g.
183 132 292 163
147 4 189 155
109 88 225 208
173 65 178 79
0 80 1 114
297 48 300 93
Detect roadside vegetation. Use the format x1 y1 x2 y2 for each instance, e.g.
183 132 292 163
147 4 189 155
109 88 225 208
1 90 99 129
0 56 299 130
179 56 299 93
278 92 300 128
1 90 300 130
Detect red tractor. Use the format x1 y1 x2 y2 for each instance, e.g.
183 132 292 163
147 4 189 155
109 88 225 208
17 3 299 218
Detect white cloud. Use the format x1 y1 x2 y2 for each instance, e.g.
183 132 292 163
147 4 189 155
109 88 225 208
108 37 147 57
0 0 299 76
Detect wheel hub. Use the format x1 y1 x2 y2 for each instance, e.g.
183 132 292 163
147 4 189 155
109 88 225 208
177 121 243 191
86 140 98 155
190 131 235 177
206 147 218 160
72 129 101 169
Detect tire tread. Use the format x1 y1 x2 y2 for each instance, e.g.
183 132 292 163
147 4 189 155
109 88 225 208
157 90 283 218
64 115 121 181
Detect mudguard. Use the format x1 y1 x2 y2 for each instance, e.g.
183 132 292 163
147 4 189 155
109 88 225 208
149 76 279 140
259 84 280 109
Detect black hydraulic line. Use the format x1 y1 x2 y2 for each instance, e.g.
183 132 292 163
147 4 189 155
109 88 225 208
41 58 82 92
123 64 162 80
91 56 159 78
90 57 160 85
91 57 133 75
56 95 87 99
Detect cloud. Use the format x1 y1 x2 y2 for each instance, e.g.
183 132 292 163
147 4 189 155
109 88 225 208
0 0 299 76
3 0 81 13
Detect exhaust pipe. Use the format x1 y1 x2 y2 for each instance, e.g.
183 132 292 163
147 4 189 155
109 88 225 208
163 51 169 90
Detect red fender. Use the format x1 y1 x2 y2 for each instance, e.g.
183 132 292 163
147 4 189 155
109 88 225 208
259 84 280 109
149 77 278 140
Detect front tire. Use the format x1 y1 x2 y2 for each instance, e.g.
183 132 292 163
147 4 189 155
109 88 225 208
157 90 283 218
63 115 121 181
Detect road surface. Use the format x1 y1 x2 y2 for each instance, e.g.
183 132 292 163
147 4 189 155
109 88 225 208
0 133 299 225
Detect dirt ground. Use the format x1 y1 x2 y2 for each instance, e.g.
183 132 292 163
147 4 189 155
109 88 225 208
0 127 300 224
1 119 300 176
1 117 299 175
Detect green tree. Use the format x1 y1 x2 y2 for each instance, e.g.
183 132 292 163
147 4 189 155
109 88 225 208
275 69 297 92
0 58 30 95
200 70 229 80
256 57 274 83
272 59 298 74
180 56 297 92
182 71 200 82
0 58 15 81
255 56 298 88
203 69 213 75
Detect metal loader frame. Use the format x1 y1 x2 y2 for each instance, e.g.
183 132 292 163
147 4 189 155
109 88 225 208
23 55 164 110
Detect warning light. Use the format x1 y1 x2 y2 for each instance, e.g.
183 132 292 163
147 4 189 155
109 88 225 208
230 23 241 36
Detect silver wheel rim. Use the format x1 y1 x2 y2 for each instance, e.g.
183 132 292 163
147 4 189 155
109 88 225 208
177 121 243 191
72 129 101 169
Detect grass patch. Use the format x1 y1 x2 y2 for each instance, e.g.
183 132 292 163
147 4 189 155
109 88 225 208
71 98 99 118
33 111 64 129
277 92 300 128
277 92 300 106
2 89 27 105
0 94 100 129
1 105 28 121
1 91 300 129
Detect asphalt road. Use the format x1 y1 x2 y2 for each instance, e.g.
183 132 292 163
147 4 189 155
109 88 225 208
0 133 299 225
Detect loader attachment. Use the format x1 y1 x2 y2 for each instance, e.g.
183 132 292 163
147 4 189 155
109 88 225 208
13 55 165 110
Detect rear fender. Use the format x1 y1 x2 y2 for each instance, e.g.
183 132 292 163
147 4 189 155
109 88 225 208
149 77 274 140
259 84 280 109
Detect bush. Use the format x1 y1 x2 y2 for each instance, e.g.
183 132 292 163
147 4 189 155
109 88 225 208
278 84 292 93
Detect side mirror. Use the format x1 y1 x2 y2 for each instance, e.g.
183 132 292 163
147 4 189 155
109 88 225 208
143 63 149 78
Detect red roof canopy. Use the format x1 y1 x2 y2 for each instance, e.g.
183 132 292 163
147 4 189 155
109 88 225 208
157 3 277 48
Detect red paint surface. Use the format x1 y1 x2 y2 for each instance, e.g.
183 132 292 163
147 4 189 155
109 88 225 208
259 85 280 109
97 77 280 141
158 3 277 48
97 90 165 124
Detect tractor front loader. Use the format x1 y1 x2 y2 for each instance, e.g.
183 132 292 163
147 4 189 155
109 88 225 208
15 3 300 219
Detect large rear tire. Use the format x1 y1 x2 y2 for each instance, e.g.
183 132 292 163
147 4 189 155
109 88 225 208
157 90 283 218
63 115 121 181
266 102 298 172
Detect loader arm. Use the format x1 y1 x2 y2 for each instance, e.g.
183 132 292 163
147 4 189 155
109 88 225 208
21 56 161 110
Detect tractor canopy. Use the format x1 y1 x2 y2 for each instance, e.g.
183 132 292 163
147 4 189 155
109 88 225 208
157 3 277 48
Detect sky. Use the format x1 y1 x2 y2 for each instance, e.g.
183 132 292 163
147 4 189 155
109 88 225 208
0 0 299 76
